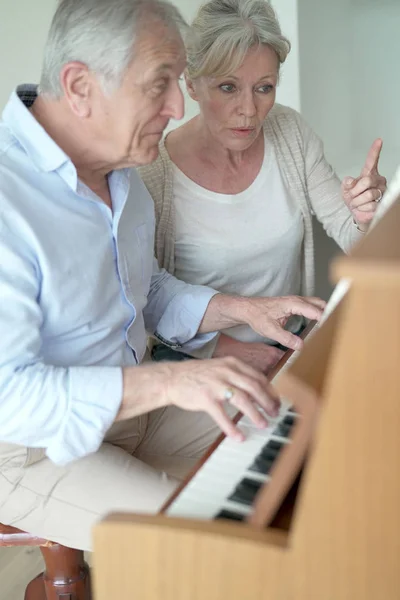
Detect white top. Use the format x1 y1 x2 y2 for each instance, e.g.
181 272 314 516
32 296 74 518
172 135 304 344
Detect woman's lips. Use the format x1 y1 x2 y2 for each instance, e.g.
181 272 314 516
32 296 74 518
230 128 255 136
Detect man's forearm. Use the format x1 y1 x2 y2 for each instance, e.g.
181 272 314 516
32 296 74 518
116 363 171 422
0 363 122 465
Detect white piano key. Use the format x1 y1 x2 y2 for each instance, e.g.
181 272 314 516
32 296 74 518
243 471 270 484
168 497 228 520
269 435 292 445
222 500 253 517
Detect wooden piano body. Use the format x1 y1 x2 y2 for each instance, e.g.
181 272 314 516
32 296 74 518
93 199 400 600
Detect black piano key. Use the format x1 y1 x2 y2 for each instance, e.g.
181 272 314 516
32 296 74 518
228 478 264 506
283 413 296 427
248 455 274 475
260 446 275 458
249 439 285 475
260 441 283 461
272 422 292 438
259 450 279 463
215 509 244 522
264 439 284 452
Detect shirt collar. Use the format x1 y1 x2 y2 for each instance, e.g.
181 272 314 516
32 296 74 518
2 84 70 173
2 83 132 196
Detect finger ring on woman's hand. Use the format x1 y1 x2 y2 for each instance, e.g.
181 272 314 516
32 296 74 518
224 387 235 401
376 189 383 203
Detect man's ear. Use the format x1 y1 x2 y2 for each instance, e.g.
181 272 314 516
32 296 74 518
185 73 199 101
59 62 93 117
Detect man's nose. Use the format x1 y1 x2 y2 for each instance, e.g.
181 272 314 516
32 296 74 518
162 80 185 121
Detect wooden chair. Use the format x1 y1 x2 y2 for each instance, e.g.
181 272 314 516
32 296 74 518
0 523 91 600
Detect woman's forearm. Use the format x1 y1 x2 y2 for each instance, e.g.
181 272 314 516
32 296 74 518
198 294 250 333
198 293 325 351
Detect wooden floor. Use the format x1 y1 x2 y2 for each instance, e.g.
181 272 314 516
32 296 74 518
0 547 93 600
0 546 44 600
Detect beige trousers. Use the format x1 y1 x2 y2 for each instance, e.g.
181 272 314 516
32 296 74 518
0 406 221 551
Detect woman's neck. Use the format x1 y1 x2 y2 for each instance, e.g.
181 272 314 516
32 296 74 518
190 116 264 173
165 115 266 195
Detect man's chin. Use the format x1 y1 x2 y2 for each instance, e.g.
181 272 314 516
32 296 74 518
132 144 160 167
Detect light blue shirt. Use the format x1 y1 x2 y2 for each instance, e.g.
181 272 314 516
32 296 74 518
0 85 217 465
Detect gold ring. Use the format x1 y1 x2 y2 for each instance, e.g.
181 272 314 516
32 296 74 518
224 387 235 401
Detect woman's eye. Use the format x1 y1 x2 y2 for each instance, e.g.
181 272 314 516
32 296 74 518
257 84 274 94
220 84 236 93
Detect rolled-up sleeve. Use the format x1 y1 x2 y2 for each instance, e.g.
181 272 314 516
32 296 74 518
0 230 123 465
143 259 219 353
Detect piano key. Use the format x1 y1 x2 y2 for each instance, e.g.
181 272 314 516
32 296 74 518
173 457 267 503
259 446 279 461
272 422 292 438
166 399 295 521
168 497 233 520
248 455 274 475
167 485 255 520
264 439 284 452
215 509 245 522
165 341 307 521
223 499 253 516
282 413 297 426
239 404 292 431
243 471 271 484
239 415 275 431
173 468 268 514
176 473 236 502
171 484 255 519
228 478 264 507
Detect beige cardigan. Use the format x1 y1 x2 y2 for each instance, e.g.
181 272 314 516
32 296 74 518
138 104 362 301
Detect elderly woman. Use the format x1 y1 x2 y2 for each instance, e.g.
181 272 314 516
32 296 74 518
139 0 386 373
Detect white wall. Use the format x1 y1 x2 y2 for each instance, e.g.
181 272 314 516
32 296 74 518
295 0 399 181
350 1 400 180
0 0 55 111
297 0 353 168
271 0 301 111
163 0 201 133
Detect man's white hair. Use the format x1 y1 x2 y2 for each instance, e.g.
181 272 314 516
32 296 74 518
39 0 186 98
186 0 290 80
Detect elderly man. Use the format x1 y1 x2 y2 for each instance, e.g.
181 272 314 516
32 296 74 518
0 0 323 550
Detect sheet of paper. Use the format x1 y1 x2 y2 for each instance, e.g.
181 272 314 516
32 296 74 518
371 164 400 228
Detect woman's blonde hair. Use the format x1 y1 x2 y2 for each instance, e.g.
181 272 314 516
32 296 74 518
186 0 290 80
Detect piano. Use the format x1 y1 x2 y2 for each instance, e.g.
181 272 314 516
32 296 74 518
93 194 400 600
163 337 315 528
165 403 298 523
